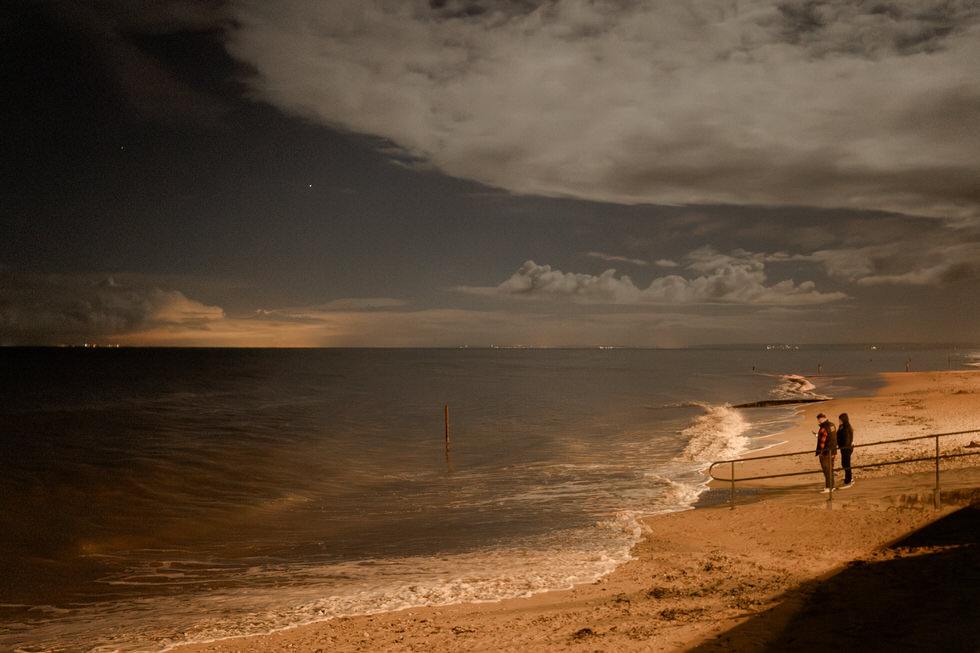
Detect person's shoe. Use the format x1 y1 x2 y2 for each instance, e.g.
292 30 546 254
839 483 853 489
821 488 831 493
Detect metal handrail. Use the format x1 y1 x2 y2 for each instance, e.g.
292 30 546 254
707 428 980 509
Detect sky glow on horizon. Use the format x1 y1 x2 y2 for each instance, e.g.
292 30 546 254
2 0 979 347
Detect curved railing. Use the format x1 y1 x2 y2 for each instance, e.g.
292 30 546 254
707 429 980 509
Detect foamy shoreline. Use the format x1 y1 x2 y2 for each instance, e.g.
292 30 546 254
171 370 980 653
730 369 980 490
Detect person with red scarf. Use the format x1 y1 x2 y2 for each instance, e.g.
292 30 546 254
814 412 838 492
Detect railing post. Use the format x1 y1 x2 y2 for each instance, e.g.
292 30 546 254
730 461 736 510
828 453 836 509
934 434 941 509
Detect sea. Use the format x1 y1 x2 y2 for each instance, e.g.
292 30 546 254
2 345 977 652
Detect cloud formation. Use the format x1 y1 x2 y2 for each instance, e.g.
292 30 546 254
0 273 224 345
803 234 980 286
460 248 847 305
587 251 648 266
225 0 980 218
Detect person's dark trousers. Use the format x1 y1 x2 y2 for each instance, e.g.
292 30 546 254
820 454 835 488
841 448 852 484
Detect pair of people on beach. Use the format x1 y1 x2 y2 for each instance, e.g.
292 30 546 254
815 412 854 492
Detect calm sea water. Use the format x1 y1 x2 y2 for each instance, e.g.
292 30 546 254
1 346 976 652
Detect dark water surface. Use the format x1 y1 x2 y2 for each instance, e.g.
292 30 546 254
1 345 973 651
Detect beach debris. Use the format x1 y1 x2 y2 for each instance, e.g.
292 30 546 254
571 627 599 640
646 586 679 600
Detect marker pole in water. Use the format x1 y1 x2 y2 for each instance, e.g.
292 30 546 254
445 405 452 471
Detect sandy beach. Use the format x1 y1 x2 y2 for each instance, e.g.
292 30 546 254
173 370 980 653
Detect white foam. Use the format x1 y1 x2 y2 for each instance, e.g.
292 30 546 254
769 374 830 401
677 403 751 463
149 529 641 651
656 475 707 508
15 508 655 653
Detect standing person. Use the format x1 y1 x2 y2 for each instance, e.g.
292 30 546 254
814 413 838 493
837 413 855 487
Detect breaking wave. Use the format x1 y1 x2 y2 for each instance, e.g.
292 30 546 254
677 403 751 463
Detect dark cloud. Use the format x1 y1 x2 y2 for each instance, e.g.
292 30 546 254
776 0 970 57
802 217 980 287
37 0 236 125
0 272 224 345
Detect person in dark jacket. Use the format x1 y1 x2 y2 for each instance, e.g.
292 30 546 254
837 413 855 487
814 413 838 492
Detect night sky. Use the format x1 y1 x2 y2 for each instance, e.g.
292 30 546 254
2 0 979 347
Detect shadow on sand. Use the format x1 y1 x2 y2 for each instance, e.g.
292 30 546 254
688 503 980 652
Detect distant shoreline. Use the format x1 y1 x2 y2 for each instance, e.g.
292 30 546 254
2 342 978 351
